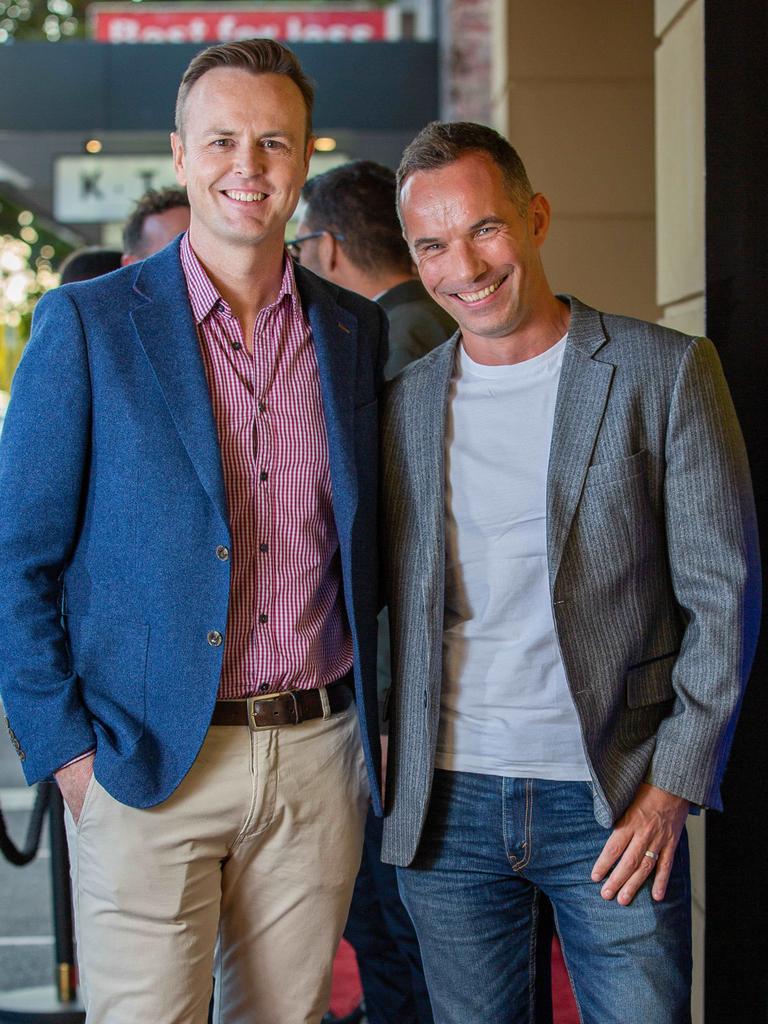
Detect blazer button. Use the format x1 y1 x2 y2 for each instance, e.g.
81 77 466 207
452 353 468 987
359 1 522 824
207 630 223 647
216 545 229 561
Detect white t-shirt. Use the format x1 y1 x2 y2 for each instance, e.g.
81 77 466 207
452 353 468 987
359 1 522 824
436 336 591 780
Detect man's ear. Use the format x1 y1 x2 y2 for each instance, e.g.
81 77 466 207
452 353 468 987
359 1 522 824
303 135 315 179
529 193 552 248
317 230 338 275
170 131 187 187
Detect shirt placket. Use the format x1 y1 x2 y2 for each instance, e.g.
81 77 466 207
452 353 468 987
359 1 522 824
211 306 256 698
252 307 277 690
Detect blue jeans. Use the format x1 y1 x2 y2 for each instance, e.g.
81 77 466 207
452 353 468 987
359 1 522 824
344 808 434 1024
397 771 691 1024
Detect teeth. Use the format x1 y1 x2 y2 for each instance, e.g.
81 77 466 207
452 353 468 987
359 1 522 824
224 190 266 202
456 278 503 303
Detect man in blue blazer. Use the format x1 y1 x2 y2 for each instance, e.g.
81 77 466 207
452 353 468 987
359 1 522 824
0 39 386 1024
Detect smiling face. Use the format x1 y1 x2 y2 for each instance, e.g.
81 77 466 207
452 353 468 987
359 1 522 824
400 151 554 357
171 68 313 261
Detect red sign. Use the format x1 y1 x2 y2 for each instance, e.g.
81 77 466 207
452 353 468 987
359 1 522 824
89 4 403 44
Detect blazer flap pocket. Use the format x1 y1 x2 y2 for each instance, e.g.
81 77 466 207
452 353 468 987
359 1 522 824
625 652 677 708
585 449 648 489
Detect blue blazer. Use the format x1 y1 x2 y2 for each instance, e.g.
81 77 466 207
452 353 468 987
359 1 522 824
0 240 387 813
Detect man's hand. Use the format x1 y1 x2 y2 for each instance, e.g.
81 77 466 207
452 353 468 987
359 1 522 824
54 753 95 825
591 782 690 906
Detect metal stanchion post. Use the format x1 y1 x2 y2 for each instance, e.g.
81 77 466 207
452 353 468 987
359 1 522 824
0 785 85 1022
47 789 79 1010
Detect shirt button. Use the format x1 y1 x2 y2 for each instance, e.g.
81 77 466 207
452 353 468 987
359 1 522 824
259 470 268 482
232 341 242 351
258 682 270 693
258 613 268 625
216 545 229 561
207 630 223 647
258 402 266 414
259 542 268 553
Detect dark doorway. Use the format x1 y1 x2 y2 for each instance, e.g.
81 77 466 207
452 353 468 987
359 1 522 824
705 1 768 1020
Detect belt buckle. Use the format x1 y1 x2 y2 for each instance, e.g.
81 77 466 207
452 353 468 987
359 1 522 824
246 690 300 730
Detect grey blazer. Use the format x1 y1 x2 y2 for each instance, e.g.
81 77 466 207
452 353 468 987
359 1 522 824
380 295 760 867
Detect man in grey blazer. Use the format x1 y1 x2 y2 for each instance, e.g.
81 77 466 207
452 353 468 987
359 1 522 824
381 121 760 1023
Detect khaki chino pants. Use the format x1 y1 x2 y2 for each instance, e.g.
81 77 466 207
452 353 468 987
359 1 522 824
64 704 370 1024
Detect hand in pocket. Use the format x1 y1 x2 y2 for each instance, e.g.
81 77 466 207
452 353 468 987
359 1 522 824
55 752 95 825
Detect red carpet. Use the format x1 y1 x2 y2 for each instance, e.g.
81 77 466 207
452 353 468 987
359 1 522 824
551 937 580 1023
329 939 364 1017
330 936 579 1021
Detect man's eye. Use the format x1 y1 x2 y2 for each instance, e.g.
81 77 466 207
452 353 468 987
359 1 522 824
263 139 286 150
212 139 233 147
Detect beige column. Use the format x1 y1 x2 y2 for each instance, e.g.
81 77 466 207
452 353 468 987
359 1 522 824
655 2 706 1020
489 0 657 322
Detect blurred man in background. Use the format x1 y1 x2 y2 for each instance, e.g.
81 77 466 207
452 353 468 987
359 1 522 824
295 160 454 380
121 185 190 265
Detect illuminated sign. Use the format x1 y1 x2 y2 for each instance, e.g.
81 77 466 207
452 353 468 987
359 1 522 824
89 4 407 44
53 152 348 223
54 155 178 222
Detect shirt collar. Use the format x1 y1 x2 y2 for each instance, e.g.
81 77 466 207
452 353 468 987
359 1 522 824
180 231 301 325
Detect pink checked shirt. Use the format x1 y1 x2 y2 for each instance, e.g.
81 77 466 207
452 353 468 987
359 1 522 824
181 234 353 698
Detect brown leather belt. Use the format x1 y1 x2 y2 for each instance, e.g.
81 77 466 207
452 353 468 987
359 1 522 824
210 679 353 730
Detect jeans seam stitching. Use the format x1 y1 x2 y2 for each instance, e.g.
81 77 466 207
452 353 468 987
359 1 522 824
514 779 533 871
502 776 514 866
527 888 539 1024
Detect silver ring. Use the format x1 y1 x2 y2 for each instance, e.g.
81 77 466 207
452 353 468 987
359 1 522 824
644 849 659 861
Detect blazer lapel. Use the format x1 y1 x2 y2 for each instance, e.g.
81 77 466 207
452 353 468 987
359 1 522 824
547 297 615 585
129 243 229 529
295 267 357 539
415 338 458 629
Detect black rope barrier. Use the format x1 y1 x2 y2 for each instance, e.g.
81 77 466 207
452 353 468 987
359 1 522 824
0 784 85 1021
0 782 50 866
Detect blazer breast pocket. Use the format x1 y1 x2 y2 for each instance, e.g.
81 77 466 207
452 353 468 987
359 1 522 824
584 449 648 490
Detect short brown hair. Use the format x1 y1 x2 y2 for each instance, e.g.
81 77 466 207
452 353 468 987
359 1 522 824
175 38 315 139
397 121 534 219
302 161 412 276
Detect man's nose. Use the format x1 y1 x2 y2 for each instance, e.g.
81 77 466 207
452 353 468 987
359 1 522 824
234 143 265 178
452 241 487 282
